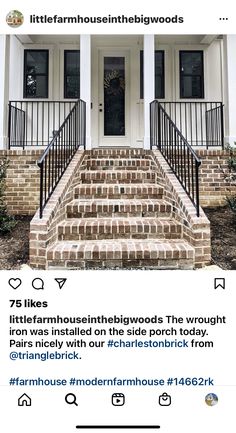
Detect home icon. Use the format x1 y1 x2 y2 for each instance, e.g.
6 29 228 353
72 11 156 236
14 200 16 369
18 393 32 406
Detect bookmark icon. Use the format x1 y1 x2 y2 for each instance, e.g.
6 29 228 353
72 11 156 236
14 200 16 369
214 278 225 290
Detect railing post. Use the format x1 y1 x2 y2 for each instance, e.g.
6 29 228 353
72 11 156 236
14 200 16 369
22 111 25 150
205 110 209 150
220 103 224 149
83 101 86 149
8 102 11 149
157 102 161 150
149 102 152 149
39 162 43 219
195 161 201 217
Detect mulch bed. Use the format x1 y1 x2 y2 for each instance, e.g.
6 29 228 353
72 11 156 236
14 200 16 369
0 208 235 270
204 206 236 270
0 216 31 270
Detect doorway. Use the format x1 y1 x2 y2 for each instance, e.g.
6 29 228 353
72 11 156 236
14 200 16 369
98 50 130 146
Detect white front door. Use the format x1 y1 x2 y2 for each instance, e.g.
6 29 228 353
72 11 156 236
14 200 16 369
98 50 130 146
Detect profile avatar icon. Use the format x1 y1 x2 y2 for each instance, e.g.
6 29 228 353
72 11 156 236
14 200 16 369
6 10 24 28
205 393 218 406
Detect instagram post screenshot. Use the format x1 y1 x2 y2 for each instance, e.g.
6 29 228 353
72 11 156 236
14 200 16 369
0 1 235 432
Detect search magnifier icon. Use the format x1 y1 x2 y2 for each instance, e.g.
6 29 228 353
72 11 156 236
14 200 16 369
65 393 78 406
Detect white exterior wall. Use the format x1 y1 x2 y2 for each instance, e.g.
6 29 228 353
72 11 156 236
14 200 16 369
0 35 10 148
223 35 236 147
139 37 223 143
9 36 24 100
1 34 228 150
205 39 223 101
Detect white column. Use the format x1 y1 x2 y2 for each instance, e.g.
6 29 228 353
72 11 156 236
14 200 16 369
0 35 10 149
143 35 155 150
223 35 236 147
80 34 91 149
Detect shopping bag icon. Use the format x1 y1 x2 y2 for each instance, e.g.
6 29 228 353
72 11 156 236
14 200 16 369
159 392 171 406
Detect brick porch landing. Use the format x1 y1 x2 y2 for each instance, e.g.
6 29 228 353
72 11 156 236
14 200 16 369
30 148 210 269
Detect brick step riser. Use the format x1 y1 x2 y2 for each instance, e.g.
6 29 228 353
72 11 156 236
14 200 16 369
80 173 157 183
74 173 161 183
74 193 163 199
66 210 172 218
85 149 152 157
46 237 194 270
81 170 156 179
85 160 156 169
85 155 153 160
58 232 182 241
73 185 164 199
85 166 157 171
81 179 157 184
48 258 194 270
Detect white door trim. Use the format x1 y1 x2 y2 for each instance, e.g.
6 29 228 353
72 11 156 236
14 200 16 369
80 35 91 149
98 49 130 147
143 34 155 150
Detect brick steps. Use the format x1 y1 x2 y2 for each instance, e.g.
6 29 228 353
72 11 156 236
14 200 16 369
80 170 157 183
47 239 194 269
44 148 196 269
73 183 164 199
66 199 172 218
57 217 182 240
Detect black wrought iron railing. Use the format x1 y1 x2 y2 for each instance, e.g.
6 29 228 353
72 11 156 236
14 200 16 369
206 104 224 149
8 100 77 148
8 104 26 148
150 100 201 216
160 101 224 148
38 99 86 218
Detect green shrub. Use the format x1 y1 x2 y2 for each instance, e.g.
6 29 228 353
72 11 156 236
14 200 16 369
227 196 236 212
227 144 236 180
0 158 17 234
223 144 236 214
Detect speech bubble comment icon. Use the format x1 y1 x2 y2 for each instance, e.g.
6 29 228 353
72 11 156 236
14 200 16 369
32 278 44 290
8 278 22 289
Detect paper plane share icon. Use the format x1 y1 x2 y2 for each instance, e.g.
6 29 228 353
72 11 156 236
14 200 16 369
54 278 67 289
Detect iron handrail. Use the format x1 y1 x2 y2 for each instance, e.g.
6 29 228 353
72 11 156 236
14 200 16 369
38 99 86 218
150 100 201 217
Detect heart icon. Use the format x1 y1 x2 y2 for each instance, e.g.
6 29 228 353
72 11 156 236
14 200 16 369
8 278 22 289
